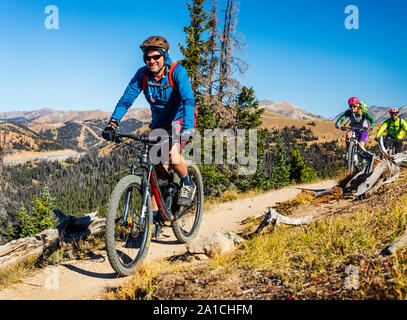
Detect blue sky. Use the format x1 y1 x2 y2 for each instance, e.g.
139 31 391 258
0 0 406 118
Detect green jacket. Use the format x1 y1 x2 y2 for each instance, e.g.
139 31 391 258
376 117 407 139
336 109 376 129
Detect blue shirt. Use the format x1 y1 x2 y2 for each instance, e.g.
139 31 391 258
111 63 195 131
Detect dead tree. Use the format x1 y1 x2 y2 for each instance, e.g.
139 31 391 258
217 0 248 105
254 208 316 235
202 0 219 101
0 210 105 271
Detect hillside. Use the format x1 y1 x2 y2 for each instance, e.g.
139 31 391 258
0 108 150 155
143 175 407 300
28 120 107 150
261 111 339 142
0 174 406 300
0 122 70 154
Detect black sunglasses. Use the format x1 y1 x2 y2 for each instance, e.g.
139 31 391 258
145 54 162 62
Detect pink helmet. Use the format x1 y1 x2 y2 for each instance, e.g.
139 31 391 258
348 97 360 105
389 108 399 114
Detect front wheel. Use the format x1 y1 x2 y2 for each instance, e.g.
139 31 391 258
105 175 153 277
171 164 204 243
347 140 358 176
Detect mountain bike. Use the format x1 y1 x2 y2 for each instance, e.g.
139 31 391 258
340 126 374 176
105 133 204 277
377 135 407 156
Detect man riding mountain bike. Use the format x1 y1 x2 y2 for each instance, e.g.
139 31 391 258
335 97 376 151
102 35 197 238
375 108 407 154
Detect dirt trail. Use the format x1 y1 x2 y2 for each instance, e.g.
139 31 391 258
0 179 336 300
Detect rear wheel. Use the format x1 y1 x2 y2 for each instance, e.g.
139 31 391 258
105 175 152 277
171 164 204 243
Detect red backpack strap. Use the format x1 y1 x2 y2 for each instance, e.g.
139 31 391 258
168 62 198 121
141 68 148 93
168 62 178 92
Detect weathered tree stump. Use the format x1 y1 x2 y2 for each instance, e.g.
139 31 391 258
313 151 407 200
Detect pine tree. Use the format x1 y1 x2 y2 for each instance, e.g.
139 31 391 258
6 203 36 240
31 186 56 232
289 144 317 183
196 103 218 132
236 86 264 130
234 86 271 191
179 0 210 98
270 131 290 188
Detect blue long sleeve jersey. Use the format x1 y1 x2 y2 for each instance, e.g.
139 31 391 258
111 64 196 131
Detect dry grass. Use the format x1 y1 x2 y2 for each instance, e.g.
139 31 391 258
0 257 38 289
103 259 192 300
211 184 407 298
111 177 407 300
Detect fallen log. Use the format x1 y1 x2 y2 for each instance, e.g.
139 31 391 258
254 208 315 235
381 228 407 256
0 210 105 271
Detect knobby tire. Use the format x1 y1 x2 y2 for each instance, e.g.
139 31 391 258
105 175 153 277
171 164 204 243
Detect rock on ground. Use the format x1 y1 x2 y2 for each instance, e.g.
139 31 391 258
186 232 235 257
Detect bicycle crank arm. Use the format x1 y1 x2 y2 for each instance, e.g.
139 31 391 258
174 199 197 220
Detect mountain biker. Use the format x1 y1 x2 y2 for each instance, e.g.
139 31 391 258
375 108 407 154
102 36 197 237
335 97 376 150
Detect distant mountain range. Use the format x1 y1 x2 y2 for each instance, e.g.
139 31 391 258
259 100 326 121
0 108 152 124
2 101 407 125
257 100 407 124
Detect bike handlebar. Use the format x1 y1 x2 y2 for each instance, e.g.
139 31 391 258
115 133 160 143
113 133 175 145
377 136 407 142
339 126 369 132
